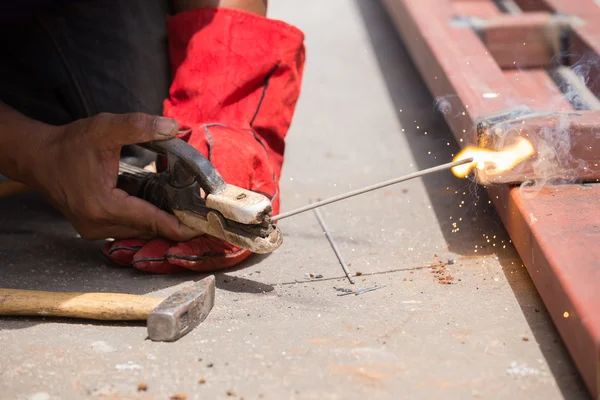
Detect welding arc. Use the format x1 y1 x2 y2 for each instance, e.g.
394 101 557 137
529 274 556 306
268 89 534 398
271 158 474 221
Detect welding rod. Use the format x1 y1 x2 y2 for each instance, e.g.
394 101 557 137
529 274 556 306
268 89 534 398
313 206 355 285
272 157 474 221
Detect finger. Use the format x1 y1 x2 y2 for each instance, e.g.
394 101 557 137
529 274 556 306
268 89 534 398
102 239 147 266
109 188 200 241
97 112 179 146
167 237 251 272
132 239 187 274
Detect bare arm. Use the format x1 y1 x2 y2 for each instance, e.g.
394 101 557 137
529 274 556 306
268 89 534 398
0 102 51 184
171 0 268 15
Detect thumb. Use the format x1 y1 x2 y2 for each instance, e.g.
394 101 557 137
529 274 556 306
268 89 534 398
102 112 179 146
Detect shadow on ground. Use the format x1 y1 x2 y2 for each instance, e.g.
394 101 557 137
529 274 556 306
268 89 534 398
352 1 589 398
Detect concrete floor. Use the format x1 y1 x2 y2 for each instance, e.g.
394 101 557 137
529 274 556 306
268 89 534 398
0 1 591 399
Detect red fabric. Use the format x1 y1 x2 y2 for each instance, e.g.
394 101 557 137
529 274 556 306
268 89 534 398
103 7 305 273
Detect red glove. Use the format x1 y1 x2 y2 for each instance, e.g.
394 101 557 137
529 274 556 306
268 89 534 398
103 7 305 273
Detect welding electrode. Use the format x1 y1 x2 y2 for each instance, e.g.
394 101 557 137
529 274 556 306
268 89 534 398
271 157 474 221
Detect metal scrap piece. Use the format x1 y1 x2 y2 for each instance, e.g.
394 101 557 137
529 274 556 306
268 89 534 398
335 285 385 296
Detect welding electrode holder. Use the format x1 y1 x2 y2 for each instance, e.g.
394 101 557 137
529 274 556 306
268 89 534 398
116 138 283 254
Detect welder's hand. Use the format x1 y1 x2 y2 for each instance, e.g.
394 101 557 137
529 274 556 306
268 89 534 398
102 7 305 273
26 112 198 241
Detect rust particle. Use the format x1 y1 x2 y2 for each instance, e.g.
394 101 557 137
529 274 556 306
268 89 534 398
429 261 454 284
198 377 206 384
355 271 363 276
170 394 187 400
137 383 148 392
227 390 237 396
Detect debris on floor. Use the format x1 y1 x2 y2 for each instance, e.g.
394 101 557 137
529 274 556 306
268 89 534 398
430 261 454 284
335 285 385 296
137 383 148 392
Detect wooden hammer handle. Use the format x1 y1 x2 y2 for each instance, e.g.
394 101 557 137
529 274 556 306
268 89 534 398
0 289 163 321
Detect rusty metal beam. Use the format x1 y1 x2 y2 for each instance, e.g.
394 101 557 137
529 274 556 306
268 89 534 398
381 0 600 396
382 0 600 184
452 12 568 69
487 183 600 397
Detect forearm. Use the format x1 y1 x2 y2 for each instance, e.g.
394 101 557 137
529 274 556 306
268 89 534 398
0 102 50 183
171 0 268 15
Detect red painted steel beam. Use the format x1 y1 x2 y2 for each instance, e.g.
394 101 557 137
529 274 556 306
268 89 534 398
488 183 600 397
502 69 572 111
382 0 600 185
382 0 600 396
453 0 504 18
469 12 564 69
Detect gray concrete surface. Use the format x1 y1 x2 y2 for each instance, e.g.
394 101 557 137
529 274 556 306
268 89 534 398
0 1 591 399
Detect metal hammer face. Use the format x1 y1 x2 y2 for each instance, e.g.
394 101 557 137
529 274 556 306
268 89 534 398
147 275 216 342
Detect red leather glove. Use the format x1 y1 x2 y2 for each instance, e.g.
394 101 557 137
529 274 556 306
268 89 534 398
103 7 305 273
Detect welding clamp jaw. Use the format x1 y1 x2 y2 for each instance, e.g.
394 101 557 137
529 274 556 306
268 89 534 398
117 138 283 254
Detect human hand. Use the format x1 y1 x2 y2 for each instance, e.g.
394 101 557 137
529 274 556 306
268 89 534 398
23 112 198 241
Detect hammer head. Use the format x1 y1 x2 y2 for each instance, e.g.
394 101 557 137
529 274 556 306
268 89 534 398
147 275 216 342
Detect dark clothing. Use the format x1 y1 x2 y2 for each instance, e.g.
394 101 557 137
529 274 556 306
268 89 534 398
0 1 78 24
0 0 172 166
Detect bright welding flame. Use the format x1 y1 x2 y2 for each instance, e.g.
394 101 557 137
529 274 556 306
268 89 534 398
452 137 535 178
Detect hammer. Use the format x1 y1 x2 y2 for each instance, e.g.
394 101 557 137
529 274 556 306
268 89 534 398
0 276 215 342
